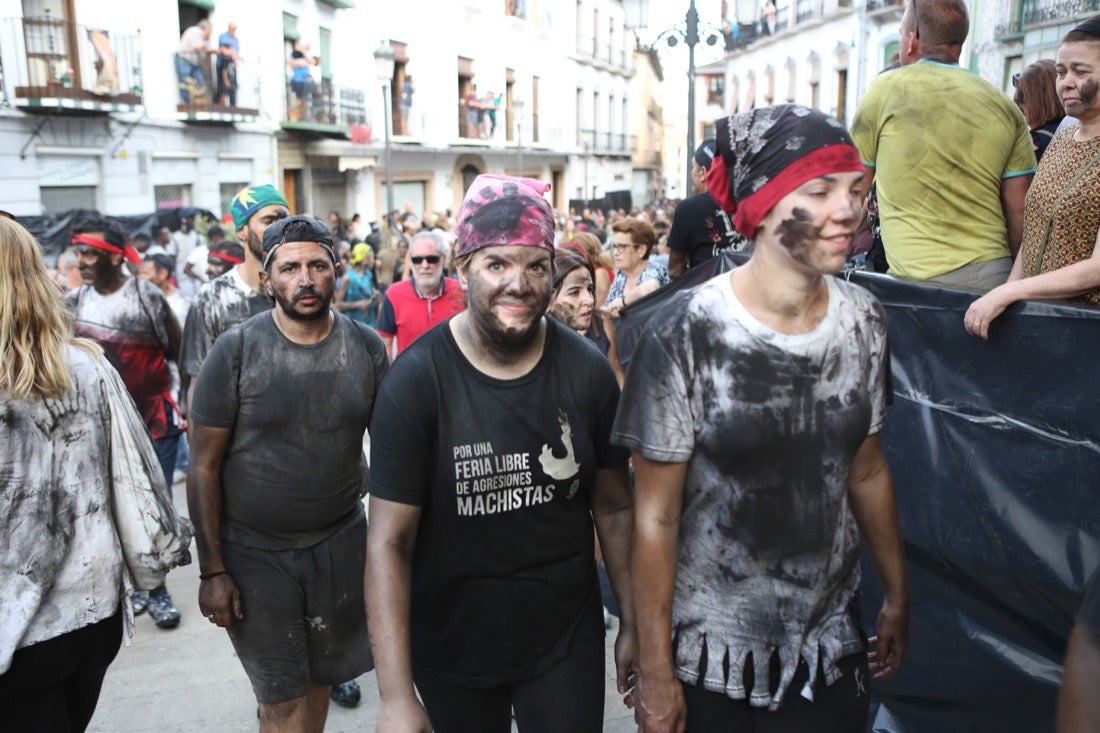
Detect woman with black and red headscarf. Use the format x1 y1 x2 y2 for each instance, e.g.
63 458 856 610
615 105 909 733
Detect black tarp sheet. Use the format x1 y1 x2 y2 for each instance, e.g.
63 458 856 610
21 208 219 263
615 252 1100 732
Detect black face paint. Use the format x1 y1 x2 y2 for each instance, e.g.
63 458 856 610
776 207 822 265
1080 77 1099 111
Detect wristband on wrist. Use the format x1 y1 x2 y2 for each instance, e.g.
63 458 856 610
199 570 230 581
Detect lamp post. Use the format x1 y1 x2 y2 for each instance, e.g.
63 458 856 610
513 96 525 176
372 44 396 228
624 0 756 196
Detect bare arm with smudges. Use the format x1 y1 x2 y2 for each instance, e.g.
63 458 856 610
186 422 243 630
846 433 909 681
365 497 432 733
630 454 688 733
592 465 637 702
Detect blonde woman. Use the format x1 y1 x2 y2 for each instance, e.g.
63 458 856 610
0 218 182 731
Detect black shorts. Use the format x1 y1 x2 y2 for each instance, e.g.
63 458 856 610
223 511 372 704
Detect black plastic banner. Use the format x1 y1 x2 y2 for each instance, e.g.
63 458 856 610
615 253 1100 732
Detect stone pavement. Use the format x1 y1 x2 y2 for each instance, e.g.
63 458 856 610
87 479 637 733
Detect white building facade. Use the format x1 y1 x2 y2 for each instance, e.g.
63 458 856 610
1 0 642 225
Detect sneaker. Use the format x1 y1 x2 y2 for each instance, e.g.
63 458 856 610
330 680 361 708
147 586 181 629
131 590 149 617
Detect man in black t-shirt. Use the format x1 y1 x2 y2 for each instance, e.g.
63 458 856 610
367 174 636 733
187 216 388 730
667 138 749 277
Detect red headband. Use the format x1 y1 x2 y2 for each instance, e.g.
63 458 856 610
72 233 142 265
208 250 244 265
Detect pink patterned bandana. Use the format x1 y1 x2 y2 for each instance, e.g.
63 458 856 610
455 174 555 258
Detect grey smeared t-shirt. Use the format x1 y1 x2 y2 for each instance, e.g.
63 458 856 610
613 272 888 709
191 311 389 550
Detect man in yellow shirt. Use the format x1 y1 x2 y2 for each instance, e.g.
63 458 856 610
851 0 1035 289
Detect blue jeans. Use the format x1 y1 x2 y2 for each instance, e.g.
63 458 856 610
153 434 181 499
175 55 205 104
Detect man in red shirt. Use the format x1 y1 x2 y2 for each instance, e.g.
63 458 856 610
376 230 465 358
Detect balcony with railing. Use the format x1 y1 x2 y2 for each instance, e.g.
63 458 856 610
1 16 142 113
574 35 632 71
281 79 368 139
865 0 904 14
579 128 633 156
174 51 260 123
1020 0 1098 28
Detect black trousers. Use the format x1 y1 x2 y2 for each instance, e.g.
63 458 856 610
0 610 123 733
681 651 869 733
415 633 605 733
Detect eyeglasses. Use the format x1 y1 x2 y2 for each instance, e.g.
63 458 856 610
411 255 442 265
610 243 641 252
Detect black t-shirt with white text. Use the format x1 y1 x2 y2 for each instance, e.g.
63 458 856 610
369 318 627 686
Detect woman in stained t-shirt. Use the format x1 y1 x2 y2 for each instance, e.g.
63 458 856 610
614 105 909 733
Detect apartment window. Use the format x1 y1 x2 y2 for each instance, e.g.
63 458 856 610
592 8 599 56
608 17 616 64
155 184 192 210
775 0 790 31
41 186 96 214
883 41 900 68
764 67 775 105
707 76 725 106
220 182 248 219
592 90 600 147
576 87 584 146
319 27 333 81
283 12 300 43
785 60 796 102
808 54 821 110
836 68 848 124
532 76 541 143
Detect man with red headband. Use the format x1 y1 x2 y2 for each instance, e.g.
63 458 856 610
205 240 245 280
66 217 186 630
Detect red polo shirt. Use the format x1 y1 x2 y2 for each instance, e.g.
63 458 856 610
376 277 466 353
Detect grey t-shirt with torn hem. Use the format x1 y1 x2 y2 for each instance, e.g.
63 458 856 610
612 272 888 710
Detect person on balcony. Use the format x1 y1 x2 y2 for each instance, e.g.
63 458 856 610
216 38 238 107
175 19 213 105
288 41 319 121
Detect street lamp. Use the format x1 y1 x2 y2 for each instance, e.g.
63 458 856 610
513 96 525 176
624 0 757 196
372 43 396 228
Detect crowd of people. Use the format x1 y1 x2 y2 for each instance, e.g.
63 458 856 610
3 4 1100 733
